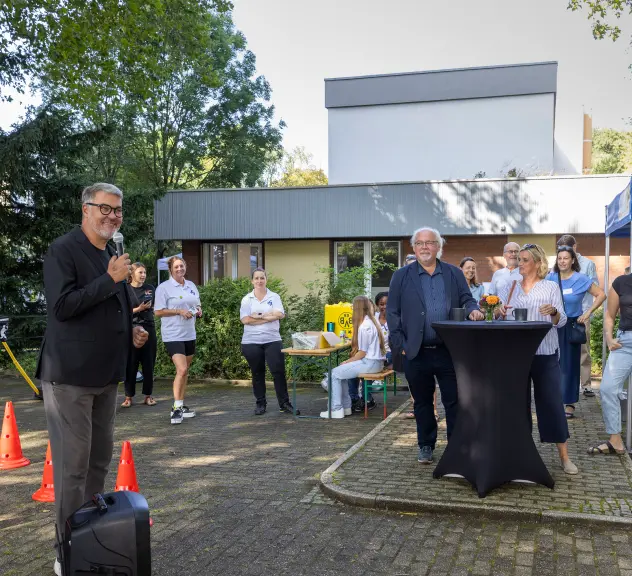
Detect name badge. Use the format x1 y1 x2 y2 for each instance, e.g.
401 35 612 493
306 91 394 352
562 288 573 295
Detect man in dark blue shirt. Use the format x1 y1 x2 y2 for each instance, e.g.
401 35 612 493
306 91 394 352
387 227 483 463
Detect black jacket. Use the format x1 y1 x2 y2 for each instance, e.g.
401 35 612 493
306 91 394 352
387 260 479 361
36 227 133 386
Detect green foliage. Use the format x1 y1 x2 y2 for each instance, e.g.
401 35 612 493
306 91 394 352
590 308 619 373
567 0 632 41
266 147 328 188
592 128 632 174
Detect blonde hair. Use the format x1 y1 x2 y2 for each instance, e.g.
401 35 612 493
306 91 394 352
167 256 186 274
520 244 549 279
350 295 385 355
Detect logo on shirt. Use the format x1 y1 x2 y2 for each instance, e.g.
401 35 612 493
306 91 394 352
267 300 273 306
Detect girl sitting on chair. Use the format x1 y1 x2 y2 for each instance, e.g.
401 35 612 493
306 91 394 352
321 295 385 419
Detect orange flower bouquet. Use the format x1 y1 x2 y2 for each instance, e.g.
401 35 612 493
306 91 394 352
478 294 502 322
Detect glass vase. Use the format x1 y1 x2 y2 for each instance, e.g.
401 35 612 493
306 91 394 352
485 308 494 323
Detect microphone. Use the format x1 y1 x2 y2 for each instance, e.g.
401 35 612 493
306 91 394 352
113 232 125 257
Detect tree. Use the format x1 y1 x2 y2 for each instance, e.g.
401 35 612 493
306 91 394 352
567 0 632 41
268 147 328 187
0 108 109 347
592 128 632 173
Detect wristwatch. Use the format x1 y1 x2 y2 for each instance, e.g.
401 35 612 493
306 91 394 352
550 308 558 316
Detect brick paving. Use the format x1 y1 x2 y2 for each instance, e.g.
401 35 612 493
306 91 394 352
2 375 632 576
326 380 632 521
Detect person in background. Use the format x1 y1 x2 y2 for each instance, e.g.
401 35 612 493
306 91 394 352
587 271 632 456
489 242 522 295
496 244 578 475
556 235 599 398
546 246 605 418
349 292 391 413
154 256 201 425
122 263 157 408
322 295 385 418
460 257 485 302
240 267 297 416
387 227 484 464
405 254 416 265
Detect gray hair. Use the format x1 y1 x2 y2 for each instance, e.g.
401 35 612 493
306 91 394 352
81 183 123 204
410 227 446 259
503 242 520 253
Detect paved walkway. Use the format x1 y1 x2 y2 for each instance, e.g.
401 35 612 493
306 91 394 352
3 375 632 576
322 380 632 523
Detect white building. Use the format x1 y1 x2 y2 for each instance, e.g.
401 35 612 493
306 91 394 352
326 61 583 184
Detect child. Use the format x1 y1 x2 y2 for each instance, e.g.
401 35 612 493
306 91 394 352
321 295 386 419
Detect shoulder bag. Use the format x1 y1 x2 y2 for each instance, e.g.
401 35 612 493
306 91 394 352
556 274 587 345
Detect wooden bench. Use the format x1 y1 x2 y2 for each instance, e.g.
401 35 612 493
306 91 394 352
358 369 396 420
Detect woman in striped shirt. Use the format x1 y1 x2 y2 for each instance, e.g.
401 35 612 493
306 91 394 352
496 244 578 475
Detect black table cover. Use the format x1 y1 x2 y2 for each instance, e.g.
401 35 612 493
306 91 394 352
431 320 555 497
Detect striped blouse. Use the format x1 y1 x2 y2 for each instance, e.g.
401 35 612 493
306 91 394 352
497 279 567 356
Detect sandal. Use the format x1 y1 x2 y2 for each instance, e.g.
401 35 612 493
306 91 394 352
404 411 415 419
565 405 575 419
144 396 157 406
587 441 626 455
121 397 132 408
583 387 595 398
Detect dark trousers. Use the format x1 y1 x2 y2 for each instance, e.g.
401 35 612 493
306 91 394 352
124 324 156 397
528 353 570 444
404 346 458 450
41 381 117 546
558 320 581 405
241 341 289 407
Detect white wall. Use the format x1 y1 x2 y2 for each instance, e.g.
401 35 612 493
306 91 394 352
328 93 557 184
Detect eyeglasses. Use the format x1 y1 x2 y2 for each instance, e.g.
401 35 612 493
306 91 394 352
414 241 439 248
84 202 123 217
521 243 537 250
557 245 572 253
504 250 519 254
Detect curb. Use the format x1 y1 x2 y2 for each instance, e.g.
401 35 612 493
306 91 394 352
319 399 632 527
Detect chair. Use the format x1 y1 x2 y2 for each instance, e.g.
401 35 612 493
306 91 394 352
359 369 396 420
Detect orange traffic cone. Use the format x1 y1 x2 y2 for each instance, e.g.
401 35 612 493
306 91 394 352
114 441 139 492
0 401 30 470
32 441 55 502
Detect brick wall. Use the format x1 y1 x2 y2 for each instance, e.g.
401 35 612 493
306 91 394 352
182 240 201 285
442 235 508 283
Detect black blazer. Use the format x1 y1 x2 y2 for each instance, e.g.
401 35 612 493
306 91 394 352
386 260 479 361
36 227 133 387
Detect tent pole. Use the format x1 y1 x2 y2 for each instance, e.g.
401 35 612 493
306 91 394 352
628 233 632 451
603 226 609 373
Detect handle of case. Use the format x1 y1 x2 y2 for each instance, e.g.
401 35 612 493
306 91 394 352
92 493 108 514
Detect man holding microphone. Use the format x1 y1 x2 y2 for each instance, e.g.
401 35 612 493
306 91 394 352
35 183 148 575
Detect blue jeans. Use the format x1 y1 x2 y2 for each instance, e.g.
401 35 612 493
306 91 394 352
331 358 383 411
600 330 632 435
348 352 391 401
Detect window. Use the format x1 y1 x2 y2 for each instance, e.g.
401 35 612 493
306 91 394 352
202 243 262 283
334 241 400 297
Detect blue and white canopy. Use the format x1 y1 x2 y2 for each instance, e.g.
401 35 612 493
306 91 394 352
606 178 632 237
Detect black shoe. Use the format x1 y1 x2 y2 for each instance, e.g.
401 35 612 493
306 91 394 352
255 402 267 416
33 389 43 401
352 399 364 413
366 399 377 411
279 401 300 416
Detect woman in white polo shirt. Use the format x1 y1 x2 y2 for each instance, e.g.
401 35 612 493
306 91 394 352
154 256 201 425
240 268 298 416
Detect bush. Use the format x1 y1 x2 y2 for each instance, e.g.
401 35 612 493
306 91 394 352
590 308 619 374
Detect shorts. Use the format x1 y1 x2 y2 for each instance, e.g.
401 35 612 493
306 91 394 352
164 339 196 357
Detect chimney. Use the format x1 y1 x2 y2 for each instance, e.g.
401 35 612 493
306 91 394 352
582 113 592 174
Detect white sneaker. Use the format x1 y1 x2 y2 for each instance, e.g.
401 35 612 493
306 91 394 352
343 407 352 416
54 559 62 576
320 408 345 419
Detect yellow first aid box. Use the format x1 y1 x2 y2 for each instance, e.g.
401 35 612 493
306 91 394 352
324 302 353 339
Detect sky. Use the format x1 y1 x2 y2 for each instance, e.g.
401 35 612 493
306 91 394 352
2 0 630 175
231 0 632 173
